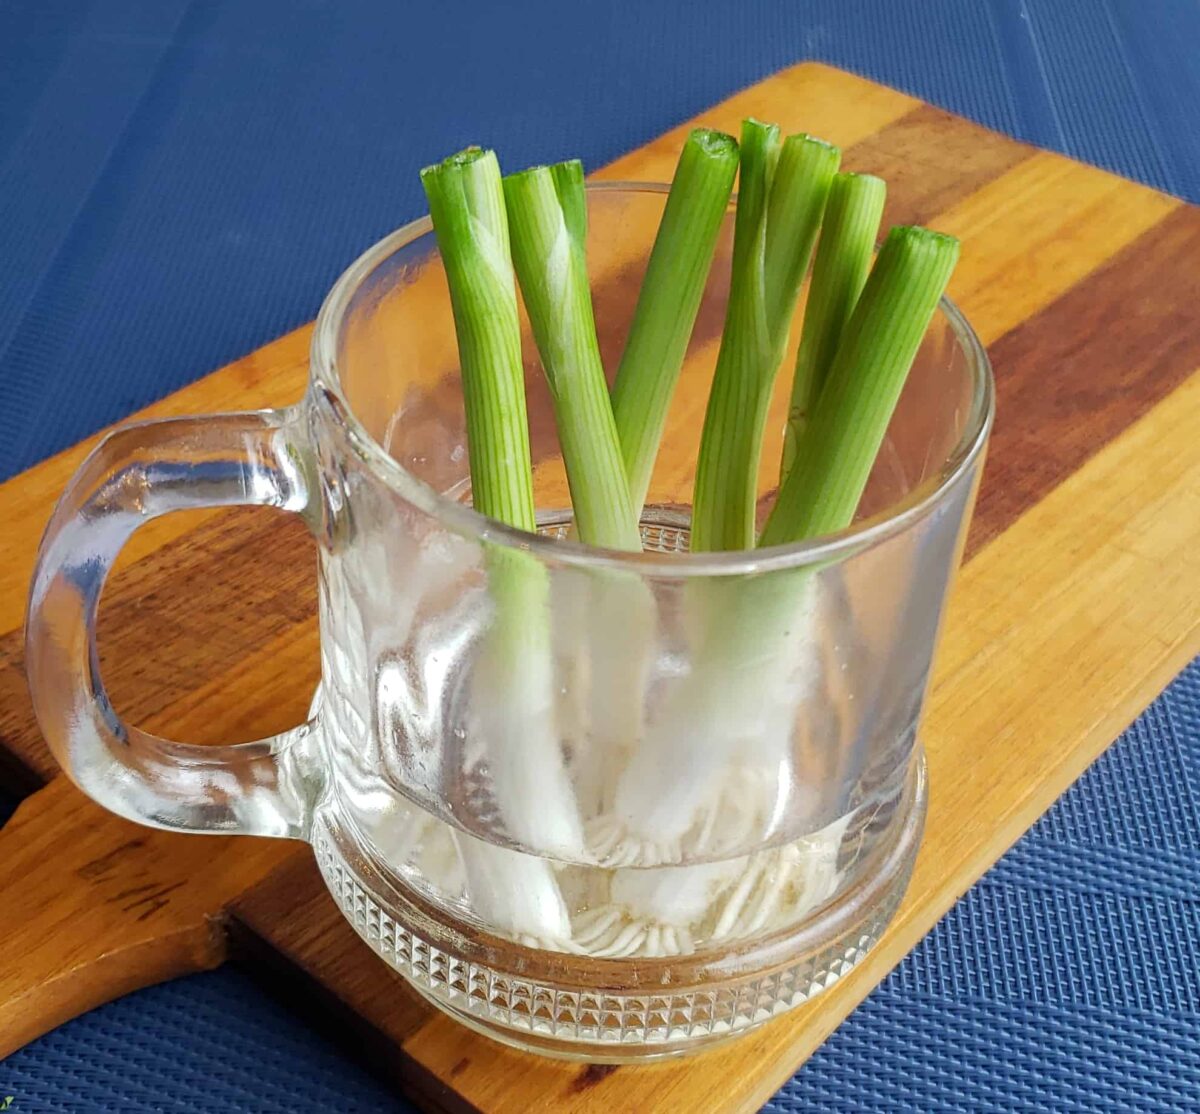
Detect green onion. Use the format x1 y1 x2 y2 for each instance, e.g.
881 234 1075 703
781 172 887 484
610 128 739 514
690 124 840 552
503 160 641 551
422 147 583 942
763 134 842 329
761 225 960 546
421 148 537 531
688 120 778 552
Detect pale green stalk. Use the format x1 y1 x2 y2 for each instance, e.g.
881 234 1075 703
761 225 960 546
421 148 536 531
690 124 839 552
610 128 739 514
503 160 641 551
763 133 841 328
781 172 886 484
422 148 582 943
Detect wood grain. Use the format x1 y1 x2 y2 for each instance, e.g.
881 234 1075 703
229 854 428 1044
845 103 1031 228
936 152 1179 345
0 510 318 783
975 204 1200 550
0 778 290 1060
0 326 313 637
0 62 1197 1112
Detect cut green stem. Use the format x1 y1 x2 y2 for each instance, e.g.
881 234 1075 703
763 134 842 330
503 160 641 550
423 147 583 943
610 128 739 514
761 225 960 546
420 148 536 531
781 172 887 484
690 124 839 552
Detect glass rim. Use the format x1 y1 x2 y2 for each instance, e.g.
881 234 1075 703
310 181 995 577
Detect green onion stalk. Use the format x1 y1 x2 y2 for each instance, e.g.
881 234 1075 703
503 159 641 550
628 176 883 859
735 227 963 850
504 159 662 822
710 227 964 837
611 128 740 515
611 174 888 869
781 172 887 483
691 122 840 552
580 130 739 819
421 148 583 946
761 226 961 543
675 176 885 841
586 129 738 820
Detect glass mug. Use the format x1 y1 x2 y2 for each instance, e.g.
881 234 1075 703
27 184 992 1061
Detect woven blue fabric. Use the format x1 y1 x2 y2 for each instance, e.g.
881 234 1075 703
2 1 1198 1110
0 968 400 1114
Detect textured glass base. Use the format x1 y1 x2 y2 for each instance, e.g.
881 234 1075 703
312 754 926 1062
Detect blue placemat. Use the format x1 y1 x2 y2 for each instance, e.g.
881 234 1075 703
2 1 1198 1110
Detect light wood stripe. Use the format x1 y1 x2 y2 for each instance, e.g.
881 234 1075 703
0 776 290 1060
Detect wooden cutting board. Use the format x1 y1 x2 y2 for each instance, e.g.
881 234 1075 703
2 63 1199 1112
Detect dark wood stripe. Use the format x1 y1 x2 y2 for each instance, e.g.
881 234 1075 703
228 855 429 1040
969 204 1200 555
842 103 1032 228
97 509 316 720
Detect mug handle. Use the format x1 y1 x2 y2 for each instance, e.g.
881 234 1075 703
26 408 324 839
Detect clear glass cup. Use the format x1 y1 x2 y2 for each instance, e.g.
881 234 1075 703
27 184 992 1061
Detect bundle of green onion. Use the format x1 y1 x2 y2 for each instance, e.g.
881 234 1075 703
419 122 958 955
